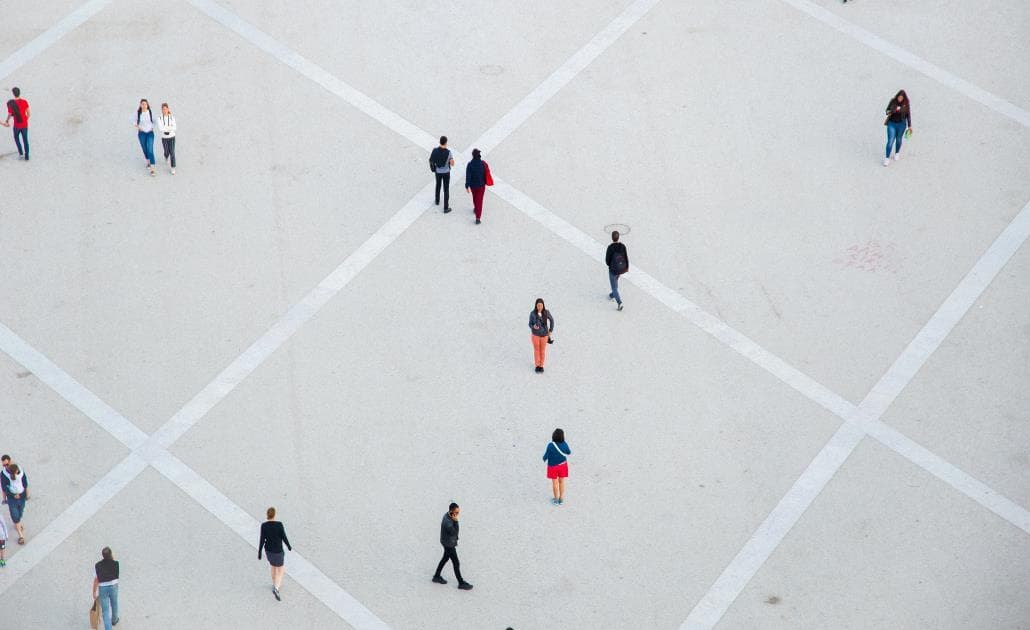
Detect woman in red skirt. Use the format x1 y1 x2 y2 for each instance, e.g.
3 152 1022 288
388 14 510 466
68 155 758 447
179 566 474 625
542 428 571 505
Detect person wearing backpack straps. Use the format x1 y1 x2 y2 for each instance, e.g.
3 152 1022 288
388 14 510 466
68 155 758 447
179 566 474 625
605 230 628 310
133 99 156 176
543 428 571 505
2 87 30 160
429 135 455 213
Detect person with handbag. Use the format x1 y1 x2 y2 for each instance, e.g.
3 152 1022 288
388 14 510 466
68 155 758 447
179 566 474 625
91 547 120 630
543 429 572 505
605 230 628 310
157 103 177 175
882 89 912 166
465 148 492 224
529 298 555 373
430 135 455 212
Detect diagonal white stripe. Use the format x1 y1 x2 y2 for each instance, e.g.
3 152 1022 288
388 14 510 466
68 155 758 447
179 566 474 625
0 0 114 81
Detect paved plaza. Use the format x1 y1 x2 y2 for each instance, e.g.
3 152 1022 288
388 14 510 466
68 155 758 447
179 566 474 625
1 0 1029 628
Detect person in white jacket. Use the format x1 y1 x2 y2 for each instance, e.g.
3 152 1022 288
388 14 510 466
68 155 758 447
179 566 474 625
158 103 177 174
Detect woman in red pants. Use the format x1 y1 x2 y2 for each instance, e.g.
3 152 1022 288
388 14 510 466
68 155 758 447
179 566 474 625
464 148 491 224
529 298 554 372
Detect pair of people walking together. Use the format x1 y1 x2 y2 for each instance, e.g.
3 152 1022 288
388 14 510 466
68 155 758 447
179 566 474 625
135 99 177 175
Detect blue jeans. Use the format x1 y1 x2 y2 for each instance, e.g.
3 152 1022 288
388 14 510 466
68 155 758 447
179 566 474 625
885 121 906 158
99 584 119 630
137 130 155 165
12 127 28 158
6 496 25 523
608 270 622 305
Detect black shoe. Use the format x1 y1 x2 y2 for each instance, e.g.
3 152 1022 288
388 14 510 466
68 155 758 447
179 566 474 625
443 207 452 213
458 582 473 590
539 366 545 373
432 575 447 584
475 219 481 224
535 366 543 373
434 199 440 205
112 618 120 626
273 587 281 601
617 302 623 311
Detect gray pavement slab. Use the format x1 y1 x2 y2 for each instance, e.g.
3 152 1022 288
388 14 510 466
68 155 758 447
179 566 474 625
722 438 1030 630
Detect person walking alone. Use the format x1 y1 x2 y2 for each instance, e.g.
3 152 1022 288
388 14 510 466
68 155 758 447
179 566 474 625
1 463 28 545
2 87 30 160
91 547 120 630
432 502 472 590
258 507 292 601
605 230 628 310
529 298 555 373
134 99 156 176
157 103 177 175
430 135 455 213
543 428 572 505
465 148 492 224
882 89 912 166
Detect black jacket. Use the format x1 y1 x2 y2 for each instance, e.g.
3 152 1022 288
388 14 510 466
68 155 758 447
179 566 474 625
440 514 459 548
605 242 628 271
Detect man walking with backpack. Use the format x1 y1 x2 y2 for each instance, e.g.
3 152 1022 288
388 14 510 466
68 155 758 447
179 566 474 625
2 87 30 160
605 231 628 310
429 136 455 213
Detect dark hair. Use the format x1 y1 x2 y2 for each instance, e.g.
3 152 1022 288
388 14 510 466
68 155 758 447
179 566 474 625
137 99 153 124
8 464 19 476
439 135 447 145
11 87 20 97
448 502 459 513
0 454 8 462
102 547 113 560
267 507 276 520
471 148 481 159
6 100 22 125
611 230 620 242
552 428 565 443
534 298 545 313
891 90 910 112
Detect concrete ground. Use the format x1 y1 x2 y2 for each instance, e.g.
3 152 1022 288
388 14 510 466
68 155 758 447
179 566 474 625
0 1 1028 629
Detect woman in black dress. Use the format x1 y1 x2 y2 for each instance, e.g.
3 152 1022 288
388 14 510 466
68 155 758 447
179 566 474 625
258 507 292 600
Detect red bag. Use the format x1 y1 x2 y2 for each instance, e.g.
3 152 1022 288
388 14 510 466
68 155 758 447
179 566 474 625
484 162 494 187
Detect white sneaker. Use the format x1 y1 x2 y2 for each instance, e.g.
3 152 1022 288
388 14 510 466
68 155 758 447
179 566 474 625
882 158 890 166
894 152 902 161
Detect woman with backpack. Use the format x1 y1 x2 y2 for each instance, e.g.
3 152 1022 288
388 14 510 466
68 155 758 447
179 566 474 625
883 89 912 166
543 428 572 505
134 99 156 175
529 298 554 373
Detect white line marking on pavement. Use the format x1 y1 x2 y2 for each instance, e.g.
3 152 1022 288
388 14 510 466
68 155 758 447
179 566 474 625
150 451 390 629
0 323 148 450
0 454 147 596
681 199 1030 629
778 0 1030 128
473 0 662 154
0 0 113 80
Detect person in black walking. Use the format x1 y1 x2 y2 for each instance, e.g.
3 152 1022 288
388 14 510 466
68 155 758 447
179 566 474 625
91 547 120 630
430 135 455 213
258 507 292 601
432 502 472 590
605 230 628 310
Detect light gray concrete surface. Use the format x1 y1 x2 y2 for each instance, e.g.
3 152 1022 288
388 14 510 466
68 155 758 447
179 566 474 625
0 0 1027 628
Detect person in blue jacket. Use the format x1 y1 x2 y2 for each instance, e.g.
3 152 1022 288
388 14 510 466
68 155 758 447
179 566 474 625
543 428 571 505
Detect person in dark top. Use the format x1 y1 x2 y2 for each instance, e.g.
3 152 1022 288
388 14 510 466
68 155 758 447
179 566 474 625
883 89 912 166
1 463 28 544
92 547 120 630
432 502 472 590
605 230 628 311
529 298 555 373
543 428 572 505
465 148 488 224
258 507 292 600
430 135 455 213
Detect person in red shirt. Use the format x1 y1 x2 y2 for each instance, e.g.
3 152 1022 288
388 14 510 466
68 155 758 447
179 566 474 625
2 87 30 160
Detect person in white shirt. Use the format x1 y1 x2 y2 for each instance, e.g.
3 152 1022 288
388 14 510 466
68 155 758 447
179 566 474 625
134 99 156 176
158 103 177 174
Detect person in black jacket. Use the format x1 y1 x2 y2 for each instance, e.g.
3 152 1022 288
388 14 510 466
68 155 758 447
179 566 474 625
258 507 293 600
432 502 472 590
92 547 120 630
430 135 455 212
605 230 628 310
529 298 555 373
465 148 488 224
883 89 912 166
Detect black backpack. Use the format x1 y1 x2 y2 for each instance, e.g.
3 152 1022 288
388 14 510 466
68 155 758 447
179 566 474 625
611 248 628 275
429 147 449 173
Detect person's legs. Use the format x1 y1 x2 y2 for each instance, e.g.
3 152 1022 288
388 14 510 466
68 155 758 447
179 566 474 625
138 131 148 160
12 128 22 155
145 133 156 166
99 585 113 630
885 124 899 158
14 128 28 159
435 173 443 204
110 584 119 624
537 334 547 367
269 563 276 586
558 477 566 501
609 270 622 305
168 137 176 169
447 547 464 583
892 122 905 155
9 498 24 539
274 565 285 589
551 477 560 499
472 187 485 220
442 172 450 209
434 547 450 578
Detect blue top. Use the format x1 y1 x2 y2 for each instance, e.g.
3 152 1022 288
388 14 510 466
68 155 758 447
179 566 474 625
542 441 571 466
465 158 486 188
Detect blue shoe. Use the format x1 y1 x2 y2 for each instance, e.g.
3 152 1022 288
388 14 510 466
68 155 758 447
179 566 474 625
551 498 559 505
558 499 564 505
